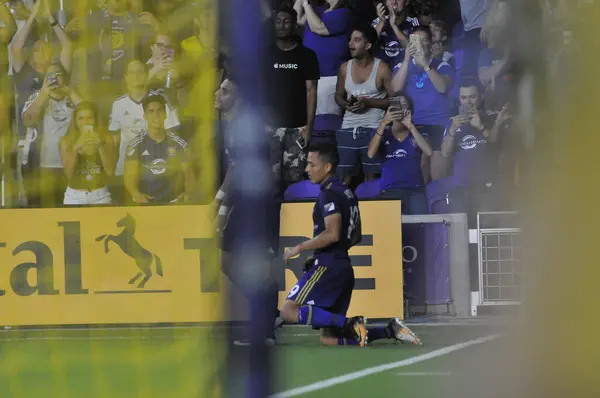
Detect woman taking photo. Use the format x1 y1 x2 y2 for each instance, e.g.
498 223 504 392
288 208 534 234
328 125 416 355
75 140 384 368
59 101 115 205
367 92 432 215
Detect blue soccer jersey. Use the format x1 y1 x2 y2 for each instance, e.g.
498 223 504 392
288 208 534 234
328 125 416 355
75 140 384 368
313 177 362 258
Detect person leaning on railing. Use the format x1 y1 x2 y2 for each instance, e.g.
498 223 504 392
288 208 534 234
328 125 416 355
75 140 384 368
59 101 115 205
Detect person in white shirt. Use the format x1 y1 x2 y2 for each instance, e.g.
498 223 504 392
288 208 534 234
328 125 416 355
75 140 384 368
22 63 83 207
108 59 180 203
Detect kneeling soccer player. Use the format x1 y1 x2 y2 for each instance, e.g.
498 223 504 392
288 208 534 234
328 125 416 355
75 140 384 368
281 143 421 346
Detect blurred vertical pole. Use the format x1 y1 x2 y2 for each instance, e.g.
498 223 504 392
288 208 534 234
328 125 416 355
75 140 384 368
223 0 272 397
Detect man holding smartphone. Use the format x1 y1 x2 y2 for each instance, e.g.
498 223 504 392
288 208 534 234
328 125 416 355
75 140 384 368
440 78 509 220
264 5 319 192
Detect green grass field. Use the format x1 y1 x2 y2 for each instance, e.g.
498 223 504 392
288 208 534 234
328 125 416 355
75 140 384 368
0 321 503 397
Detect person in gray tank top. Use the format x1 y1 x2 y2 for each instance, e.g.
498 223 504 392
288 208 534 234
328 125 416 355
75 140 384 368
334 25 394 186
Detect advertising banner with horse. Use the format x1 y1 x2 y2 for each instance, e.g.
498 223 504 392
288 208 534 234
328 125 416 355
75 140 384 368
0 202 402 326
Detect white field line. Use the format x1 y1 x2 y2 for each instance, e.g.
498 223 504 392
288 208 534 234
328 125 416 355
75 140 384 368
270 334 500 398
396 372 452 376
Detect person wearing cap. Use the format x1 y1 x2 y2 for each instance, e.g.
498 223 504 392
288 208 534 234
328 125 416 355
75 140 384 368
124 94 193 204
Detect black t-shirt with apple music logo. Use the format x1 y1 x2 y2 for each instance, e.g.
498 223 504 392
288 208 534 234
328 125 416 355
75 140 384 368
264 44 319 128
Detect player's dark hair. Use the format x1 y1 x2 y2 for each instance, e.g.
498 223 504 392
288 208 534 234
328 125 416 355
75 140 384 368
308 142 339 173
352 24 378 48
459 77 484 93
276 5 298 23
142 94 167 112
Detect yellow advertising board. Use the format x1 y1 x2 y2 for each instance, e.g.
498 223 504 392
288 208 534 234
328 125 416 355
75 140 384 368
0 201 403 326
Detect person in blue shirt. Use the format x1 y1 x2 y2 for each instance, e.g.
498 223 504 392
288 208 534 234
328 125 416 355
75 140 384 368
391 26 454 180
367 92 432 214
281 142 421 347
440 78 508 220
295 0 352 136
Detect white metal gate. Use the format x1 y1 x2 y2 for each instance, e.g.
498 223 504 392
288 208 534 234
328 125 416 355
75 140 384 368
477 212 521 305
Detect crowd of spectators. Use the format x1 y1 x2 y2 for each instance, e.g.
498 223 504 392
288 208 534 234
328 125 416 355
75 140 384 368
0 0 580 225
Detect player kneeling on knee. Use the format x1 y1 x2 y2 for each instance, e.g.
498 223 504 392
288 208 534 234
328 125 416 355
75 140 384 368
281 143 421 347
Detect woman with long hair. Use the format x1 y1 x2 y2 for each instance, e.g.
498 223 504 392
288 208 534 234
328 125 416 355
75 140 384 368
59 101 115 205
367 92 432 214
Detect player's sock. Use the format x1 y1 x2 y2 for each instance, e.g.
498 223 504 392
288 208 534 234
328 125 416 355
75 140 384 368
337 337 361 346
297 306 346 329
366 326 391 342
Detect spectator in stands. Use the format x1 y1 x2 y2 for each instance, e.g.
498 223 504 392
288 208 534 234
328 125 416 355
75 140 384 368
6 0 32 76
372 0 420 69
124 94 193 204
478 0 513 110
294 0 352 141
68 0 153 115
430 20 455 70
458 0 491 77
440 78 508 215
367 93 432 214
412 0 439 26
109 59 180 204
334 25 393 185
147 31 182 95
391 26 454 180
22 63 83 207
12 0 72 132
60 102 115 205
264 6 319 191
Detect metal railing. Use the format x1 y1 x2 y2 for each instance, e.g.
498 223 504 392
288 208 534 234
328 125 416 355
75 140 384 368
477 212 521 305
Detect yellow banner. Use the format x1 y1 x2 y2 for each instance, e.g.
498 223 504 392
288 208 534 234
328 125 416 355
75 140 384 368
0 201 403 326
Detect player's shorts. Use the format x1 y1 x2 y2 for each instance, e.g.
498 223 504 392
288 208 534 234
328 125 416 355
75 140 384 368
286 257 355 317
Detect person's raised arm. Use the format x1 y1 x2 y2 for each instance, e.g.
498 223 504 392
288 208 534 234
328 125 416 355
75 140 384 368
22 83 50 128
388 6 409 49
11 0 41 73
373 3 386 36
42 0 73 72
0 2 17 45
294 0 307 25
391 44 412 92
302 0 328 35
368 110 395 159
413 53 453 94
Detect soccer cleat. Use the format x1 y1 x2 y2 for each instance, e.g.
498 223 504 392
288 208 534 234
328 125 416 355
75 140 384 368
345 316 367 347
388 318 422 345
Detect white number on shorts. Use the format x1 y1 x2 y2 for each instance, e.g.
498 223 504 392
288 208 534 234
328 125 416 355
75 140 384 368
287 284 300 299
